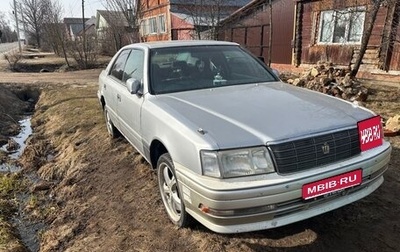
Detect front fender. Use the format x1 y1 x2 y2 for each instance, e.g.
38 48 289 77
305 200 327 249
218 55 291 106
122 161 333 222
141 97 217 175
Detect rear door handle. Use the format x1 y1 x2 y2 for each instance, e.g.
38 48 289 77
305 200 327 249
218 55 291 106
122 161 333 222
117 94 121 102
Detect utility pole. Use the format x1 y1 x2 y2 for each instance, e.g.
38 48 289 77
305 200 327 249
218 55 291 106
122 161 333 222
82 0 87 68
19 3 28 46
13 0 22 52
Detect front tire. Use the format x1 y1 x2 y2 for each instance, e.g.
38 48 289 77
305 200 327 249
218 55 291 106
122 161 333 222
157 153 191 228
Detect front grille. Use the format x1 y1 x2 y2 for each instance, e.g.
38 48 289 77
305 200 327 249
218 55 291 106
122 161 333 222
269 128 360 174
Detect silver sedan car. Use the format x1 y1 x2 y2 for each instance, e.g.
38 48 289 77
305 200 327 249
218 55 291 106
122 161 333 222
97 40 391 233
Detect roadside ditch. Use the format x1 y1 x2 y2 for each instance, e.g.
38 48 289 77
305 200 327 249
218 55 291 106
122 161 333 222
0 83 43 252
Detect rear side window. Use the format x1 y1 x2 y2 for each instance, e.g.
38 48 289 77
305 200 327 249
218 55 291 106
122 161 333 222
110 49 130 81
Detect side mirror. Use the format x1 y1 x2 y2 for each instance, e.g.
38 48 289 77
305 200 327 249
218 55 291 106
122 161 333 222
126 78 142 96
272 69 280 78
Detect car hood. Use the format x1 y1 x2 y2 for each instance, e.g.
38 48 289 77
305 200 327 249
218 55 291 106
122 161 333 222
154 82 374 149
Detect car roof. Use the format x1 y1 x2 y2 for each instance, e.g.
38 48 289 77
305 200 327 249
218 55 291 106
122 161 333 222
123 40 239 50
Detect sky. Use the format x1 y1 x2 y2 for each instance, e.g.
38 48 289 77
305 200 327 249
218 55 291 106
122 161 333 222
0 0 105 24
61 0 105 18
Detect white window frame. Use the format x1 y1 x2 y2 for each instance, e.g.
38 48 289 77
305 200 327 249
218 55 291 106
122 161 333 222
140 20 148 36
318 7 366 44
158 15 166 33
140 19 149 36
149 17 158 34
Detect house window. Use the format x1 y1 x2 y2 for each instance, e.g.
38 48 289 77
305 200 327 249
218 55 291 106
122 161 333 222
158 15 166 33
318 7 366 44
149 17 157 34
141 21 147 35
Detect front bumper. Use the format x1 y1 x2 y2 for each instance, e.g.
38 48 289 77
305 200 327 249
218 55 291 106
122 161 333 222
175 142 392 233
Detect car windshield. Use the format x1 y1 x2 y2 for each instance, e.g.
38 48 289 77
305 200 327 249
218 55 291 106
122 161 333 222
149 45 277 94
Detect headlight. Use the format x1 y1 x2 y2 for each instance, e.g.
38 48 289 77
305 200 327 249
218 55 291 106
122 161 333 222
200 147 275 178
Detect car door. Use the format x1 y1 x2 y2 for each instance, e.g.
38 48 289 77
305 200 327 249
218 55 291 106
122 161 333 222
103 49 131 130
115 49 145 154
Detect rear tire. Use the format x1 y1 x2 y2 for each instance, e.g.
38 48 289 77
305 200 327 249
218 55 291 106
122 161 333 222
104 107 119 138
157 153 191 228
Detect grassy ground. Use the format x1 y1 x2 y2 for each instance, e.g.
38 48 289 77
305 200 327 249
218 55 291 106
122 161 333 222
0 173 26 251
0 57 398 251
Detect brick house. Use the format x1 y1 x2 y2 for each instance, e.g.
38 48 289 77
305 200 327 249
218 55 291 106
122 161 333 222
293 0 400 74
218 0 296 64
138 0 251 42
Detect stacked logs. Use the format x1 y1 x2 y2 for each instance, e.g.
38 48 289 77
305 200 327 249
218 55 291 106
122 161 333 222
282 64 369 102
384 115 400 136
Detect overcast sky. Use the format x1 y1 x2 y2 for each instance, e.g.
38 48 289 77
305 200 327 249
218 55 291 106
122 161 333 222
1 0 105 24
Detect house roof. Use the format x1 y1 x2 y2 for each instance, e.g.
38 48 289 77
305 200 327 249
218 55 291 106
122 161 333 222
170 0 252 23
220 0 268 25
172 10 245 27
171 12 217 26
96 10 130 27
77 16 97 36
64 18 90 36
170 0 252 6
85 16 96 27
63 17 89 25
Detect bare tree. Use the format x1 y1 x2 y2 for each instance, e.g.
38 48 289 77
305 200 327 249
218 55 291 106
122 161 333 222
174 0 240 40
267 0 272 66
65 17 99 69
19 0 48 47
0 12 18 43
67 35 99 69
104 0 136 27
164 0 245 40
350 0 383 77
388 0 400 44
41 0 71 66
99 0 140 53
378 0 400 71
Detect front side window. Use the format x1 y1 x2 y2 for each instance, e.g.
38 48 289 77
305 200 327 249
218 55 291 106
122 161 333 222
110 49 130 81
318 7 366 44
122 50 145 83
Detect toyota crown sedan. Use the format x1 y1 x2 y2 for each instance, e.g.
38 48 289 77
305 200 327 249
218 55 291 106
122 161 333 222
97 40 392 233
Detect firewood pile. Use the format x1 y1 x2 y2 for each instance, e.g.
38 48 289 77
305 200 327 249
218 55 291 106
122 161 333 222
384 115 400 136
281 64 369 102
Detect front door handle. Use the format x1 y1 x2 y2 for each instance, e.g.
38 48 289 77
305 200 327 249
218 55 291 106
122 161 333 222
117 94 121 102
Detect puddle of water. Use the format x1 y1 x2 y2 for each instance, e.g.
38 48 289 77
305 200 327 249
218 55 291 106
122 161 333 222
15 220 44 252
0 117 44 252
12 191 45 252
0 117 32 172
0 163 21 173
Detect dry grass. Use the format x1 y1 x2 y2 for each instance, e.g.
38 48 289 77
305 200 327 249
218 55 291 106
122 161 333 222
363 82 400 121
0 64 398 251
0 173 26 251
22 85 102 181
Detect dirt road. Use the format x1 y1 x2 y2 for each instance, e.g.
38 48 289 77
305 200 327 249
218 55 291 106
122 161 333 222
0 68 399 252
